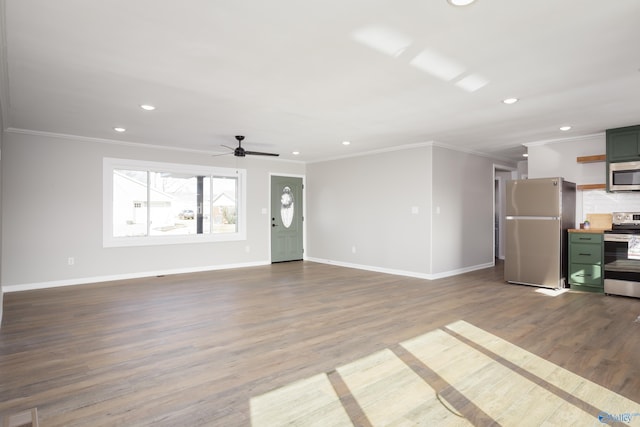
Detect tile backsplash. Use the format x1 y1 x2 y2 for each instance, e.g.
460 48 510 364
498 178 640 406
583 190 640 215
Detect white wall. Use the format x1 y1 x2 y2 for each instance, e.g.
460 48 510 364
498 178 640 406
527 133 640 222
0 127 3 324
306 145 433 276
306 144 508 279
517 160 528 178
3 132 514 289
431 146 500 276
1 131 305 290
527 134 606 186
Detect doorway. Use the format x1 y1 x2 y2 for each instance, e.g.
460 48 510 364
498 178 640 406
494 166 517 261
271 175 304 263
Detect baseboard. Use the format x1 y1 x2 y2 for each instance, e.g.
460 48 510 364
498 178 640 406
3 259 496 292
305 257 494 281
427 262 495 280
2 261 271 293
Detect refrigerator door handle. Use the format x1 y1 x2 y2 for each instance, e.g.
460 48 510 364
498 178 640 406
506 216 561 220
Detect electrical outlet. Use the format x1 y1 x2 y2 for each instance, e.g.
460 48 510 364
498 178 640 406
68 257 75 266
352 246 356 254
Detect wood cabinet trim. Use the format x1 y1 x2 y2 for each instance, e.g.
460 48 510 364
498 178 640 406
577 184 606 190
576 154 606 163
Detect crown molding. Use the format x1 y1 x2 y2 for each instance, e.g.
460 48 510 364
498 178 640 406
429 140 515 162
5 127 306 164
307 141 434 164
6 125 520 166
523 132 604 147
307 139 514 164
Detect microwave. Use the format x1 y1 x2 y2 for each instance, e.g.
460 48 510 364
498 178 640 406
609 160 640 191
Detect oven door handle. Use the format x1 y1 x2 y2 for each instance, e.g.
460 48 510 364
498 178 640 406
604 234 633 242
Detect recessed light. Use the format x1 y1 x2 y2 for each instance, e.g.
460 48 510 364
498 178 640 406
113 127 126 133
292 151 300 155
560 126 572 131
502 98 518 105
447 0 476 6
140 104 156 111
342 141 351 146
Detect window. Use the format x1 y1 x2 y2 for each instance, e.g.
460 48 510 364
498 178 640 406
104 158 246 247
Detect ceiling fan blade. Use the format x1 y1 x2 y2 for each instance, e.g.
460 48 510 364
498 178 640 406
245 150 280 157
218 135 279 157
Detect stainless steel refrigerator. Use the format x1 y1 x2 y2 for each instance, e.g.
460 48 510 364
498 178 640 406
505 177 576 289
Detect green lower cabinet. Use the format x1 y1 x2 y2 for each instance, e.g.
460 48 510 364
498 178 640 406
569 264 603 289
568 232 604 293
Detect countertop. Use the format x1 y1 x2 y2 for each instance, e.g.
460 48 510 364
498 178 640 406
568 228 609 234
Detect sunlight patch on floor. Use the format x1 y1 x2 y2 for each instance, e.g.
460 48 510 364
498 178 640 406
401 325 595 425
250 373 352 427
445 320 640 418
336 348 470 426
534 288 569 296
249 320 640 426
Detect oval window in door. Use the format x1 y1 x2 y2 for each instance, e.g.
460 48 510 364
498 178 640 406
281 186 294 228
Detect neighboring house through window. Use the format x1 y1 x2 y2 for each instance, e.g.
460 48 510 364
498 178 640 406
103 158 246 247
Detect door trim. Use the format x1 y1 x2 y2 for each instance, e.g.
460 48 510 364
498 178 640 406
269 173 306 262
493 164 518 262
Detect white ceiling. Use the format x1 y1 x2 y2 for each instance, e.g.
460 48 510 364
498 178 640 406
2 0 640 162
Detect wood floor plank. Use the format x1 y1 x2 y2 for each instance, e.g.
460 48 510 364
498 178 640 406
1 261 639 425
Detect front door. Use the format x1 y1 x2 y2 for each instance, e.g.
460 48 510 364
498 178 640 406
271 176 303 262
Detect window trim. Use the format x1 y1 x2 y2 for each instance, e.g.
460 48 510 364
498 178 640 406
103 157 247 247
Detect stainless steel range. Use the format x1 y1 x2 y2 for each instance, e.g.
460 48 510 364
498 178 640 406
604 212 640 298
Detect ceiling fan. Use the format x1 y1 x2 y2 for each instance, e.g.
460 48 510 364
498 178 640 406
220 135 279 157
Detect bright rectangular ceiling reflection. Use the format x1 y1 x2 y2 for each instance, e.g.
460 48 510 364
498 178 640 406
351 26 413 58
455 73 489 92
409 48 465 81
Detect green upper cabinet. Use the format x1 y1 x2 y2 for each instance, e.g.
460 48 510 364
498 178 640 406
606 125 640 191
607 125 640 162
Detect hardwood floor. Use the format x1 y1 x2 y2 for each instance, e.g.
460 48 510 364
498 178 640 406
1 261 639 426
